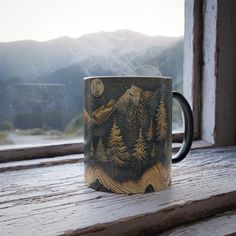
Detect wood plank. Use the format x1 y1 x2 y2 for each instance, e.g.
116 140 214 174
0 140 212 165
0 147 236 236
172 140 212 150
160 210 236 236
0 154 83 172
0 142 84 163
184 0 204 139
0 137 210 164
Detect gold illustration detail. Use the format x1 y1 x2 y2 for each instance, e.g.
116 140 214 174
125 99 137 147
91 78 104 97
83 100 116 127
133 129 148 162
151 144 158 159
146 119 154 142
116 85 142 113
107 119 130 168
92 99 116 124
155 96 168 140
96 138 108 162
143 91 154 101
85 162 171 194
137 95 149 130
89 143 95 160
83 108 96 127
162 140 169 158
132 128 148 172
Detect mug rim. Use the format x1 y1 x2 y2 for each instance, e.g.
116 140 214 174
84 75 172 81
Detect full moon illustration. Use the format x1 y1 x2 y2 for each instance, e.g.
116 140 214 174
91 79 104 97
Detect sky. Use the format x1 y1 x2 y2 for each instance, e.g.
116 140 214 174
0 0 184 42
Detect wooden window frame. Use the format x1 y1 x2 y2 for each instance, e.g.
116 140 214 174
1 0 235 162
185 0 236 147
183 0 203 141
0 0 206 162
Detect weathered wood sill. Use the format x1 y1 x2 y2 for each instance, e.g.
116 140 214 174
0 147 236 235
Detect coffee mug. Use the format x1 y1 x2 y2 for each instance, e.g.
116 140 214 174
83 76 193 194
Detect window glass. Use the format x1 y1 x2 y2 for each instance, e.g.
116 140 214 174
0 0 184 146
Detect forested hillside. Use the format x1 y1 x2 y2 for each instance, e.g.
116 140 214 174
0 30 183 131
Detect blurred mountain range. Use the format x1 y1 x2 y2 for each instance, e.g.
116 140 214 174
0 30 183 130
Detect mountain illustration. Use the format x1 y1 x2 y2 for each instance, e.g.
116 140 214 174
84 82 169 130
92 99 116 124
84 99 116 126
116 85 142 113
147 87 162 115
84 84 143 126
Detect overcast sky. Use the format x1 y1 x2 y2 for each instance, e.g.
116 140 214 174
0 0 184 42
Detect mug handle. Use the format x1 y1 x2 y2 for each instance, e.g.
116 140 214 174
172 92 194 163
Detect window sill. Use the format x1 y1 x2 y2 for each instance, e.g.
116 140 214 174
0 141 84 163
161 209 236 235
172 139 213 151
0 140 211 164
0 146 236 235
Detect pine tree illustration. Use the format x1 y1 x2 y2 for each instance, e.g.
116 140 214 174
125 100 137 146
151 144 157 159
107 118 130 168
146 119 154 142
132 128 148 173
138 96 149 131
96 138 108 162
89 143 95 160
162 140 169 158
155 96 168 141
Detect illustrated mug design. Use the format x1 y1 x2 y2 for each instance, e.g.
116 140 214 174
84 76 193 194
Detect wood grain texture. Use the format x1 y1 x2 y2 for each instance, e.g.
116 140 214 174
85 162 171 194
0 147 236 236
192 0 203 139
0 154 83 172
215 0 236 146
160 210 236 236
0 142 84 163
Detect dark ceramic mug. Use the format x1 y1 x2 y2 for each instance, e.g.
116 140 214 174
83 76 193 194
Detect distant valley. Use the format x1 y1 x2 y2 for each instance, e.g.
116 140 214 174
0 30 183 131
